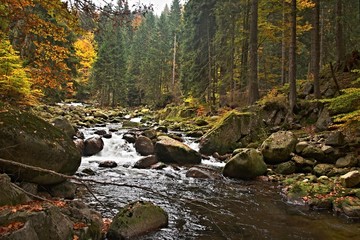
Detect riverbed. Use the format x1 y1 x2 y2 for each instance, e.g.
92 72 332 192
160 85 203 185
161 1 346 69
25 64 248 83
77 123 360 240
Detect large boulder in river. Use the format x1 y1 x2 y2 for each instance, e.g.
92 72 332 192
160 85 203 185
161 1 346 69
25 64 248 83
0 109 81 185
199 111 261 155
155 136 201 164
107 201 168 240
135 136 154 156
83 136 104 156
223 148 267 179
260 131 298 164
51 117 76 139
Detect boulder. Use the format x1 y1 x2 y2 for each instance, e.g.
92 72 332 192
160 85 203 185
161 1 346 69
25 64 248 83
315 108 332 131
222 148 267 179
325 131 346 146
134 155 158 169
336 153 358 168
0 201 102 240
313 164 334 177
155 136 201 165
295 141 309 153
0 109 81 185
123 133 137 143
300 145 327 162
135 136 154 156
142 129 157 139
98 161 118 168
51 117 76 139
274 161 296 175
340 171 360 188
0 174 30 206
48 180 77 199
199 111 262 155
83 136 104 156
107 201 168 240
73 138 85 154
186 167 214 179
260 131 298 164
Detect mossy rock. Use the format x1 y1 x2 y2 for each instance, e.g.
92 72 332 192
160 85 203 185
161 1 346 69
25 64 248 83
199 111 263 155
0 109 81 185
107 201 168 239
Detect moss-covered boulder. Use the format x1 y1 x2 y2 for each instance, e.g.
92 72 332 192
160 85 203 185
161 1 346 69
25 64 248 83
155 136 201 164
222 148 267 179
0 174 30 206
0 109 81 185
107 201 168 240
199 111 261 155
260 131 298 164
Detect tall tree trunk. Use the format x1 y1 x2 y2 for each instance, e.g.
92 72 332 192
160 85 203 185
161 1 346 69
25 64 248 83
313 0 321 99
289 0 297 113
172 34 177 93
230 16 236 103
240 0 250 90
336 0 345 63
248 0 259 105
281 0 288 85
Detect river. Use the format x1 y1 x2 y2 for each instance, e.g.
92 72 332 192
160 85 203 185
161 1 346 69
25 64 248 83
77 122 360 240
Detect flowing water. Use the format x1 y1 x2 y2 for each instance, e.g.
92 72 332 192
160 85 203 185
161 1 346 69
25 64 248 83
78 123 360 240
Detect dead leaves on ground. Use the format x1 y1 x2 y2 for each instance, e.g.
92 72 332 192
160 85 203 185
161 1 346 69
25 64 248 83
0 221 25 236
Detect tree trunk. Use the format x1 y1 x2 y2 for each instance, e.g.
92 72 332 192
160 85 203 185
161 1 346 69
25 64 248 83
336 0 345 63
248 0 259 105
281 0 288 85
313 0 321 99
240 0 250 90
288 0 297 113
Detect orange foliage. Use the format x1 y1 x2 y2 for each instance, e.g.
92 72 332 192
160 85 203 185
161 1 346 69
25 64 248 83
0 222 25 236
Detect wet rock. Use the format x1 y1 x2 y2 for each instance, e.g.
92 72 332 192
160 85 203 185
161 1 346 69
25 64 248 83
325 131 346 146
336 153 358 168
155 126 168 133
52 117 76 139
73 138 85 154
94 129 107 136
123 133 137 144
99 161 118 168
0 109 81 185
186 130 204 138
135 136 154 156
150 162 167 170
342 204 360 218
0 174 31 206
155 136 201 165
134 155 158 169
340 170 360 188
103 133 112 139
223 148 267 180
274 161 296 175
82 168 95 175
199 111 263 155
48 180 77 199
83 136 104 156
195 119 209 126
186 167 214 179
260 131 298 164
107 201 168 240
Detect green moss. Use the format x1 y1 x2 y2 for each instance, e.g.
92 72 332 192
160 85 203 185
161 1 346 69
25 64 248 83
328 88 360 115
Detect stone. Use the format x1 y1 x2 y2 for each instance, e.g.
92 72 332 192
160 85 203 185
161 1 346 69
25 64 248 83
186 167 214 179
123 133 137 144
315 108 332 131
103 133 112 139
321 145 334 154
274 161 296 175
150 162 167 170
142 129 157 139
222 148 267 180
122 120 140 128
94 129 107 136
83 136 104 156
0 109 81 185
295 141 309 153
99 161 118 168
135 136 154 156
107 201 168 240
301 145 327 162
336 153 358 168
199 111 263 155
48 180 77 199
82 168 95 175
51 117 76 139
155 136 201 165
134 155 158 169
73 138 85 154
325 131 346 146
0 174 31 206
340 171 360 188
260 131 298 164
313 164 335 177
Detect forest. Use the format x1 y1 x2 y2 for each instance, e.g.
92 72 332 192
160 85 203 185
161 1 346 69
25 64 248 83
0 0 359 110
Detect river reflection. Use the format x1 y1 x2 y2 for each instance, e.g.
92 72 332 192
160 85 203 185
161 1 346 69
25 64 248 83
78 125 360 240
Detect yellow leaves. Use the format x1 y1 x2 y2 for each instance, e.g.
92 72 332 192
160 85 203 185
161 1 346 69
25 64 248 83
74 33 96 69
